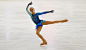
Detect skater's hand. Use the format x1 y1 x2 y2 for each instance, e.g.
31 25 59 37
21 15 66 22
50 10 54 13
28 1 32 5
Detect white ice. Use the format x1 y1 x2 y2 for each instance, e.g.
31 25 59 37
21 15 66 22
0 0 86 50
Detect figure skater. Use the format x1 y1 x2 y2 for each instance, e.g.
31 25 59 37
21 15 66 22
26 2 68 45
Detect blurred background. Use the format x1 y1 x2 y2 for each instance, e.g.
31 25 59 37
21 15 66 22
0 0 86 50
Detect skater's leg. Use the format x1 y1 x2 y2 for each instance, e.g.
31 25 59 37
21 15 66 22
61 19 68 23
42 19 68 25
42 21 60 25
36 26 47 45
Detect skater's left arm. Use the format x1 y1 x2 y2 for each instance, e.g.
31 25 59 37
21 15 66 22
26 2 32 16
37 10 54 15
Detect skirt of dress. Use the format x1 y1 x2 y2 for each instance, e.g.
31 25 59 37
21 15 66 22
36 20 45 29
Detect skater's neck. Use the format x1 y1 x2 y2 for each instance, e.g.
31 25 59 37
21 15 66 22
32 12 36 14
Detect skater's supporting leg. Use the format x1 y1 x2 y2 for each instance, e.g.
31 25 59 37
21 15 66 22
36 26 47 45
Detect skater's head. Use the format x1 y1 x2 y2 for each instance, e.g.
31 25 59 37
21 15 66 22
30 7 35 13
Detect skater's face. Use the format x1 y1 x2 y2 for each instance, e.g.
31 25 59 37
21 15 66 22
30 7 35 13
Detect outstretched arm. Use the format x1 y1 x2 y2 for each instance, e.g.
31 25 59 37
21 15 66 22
26 2 32 16
37 10 54 15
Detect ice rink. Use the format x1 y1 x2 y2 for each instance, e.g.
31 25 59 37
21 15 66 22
0 0 86 50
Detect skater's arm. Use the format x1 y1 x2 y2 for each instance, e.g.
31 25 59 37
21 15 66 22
26 2 32 16
37 10 54 15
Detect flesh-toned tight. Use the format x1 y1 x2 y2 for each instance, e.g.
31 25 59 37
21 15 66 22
36 19 68 45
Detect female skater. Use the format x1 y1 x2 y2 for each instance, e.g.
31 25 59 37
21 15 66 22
26 2 68 45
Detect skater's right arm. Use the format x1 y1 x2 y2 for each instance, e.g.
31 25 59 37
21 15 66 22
37 10 54 15
26 2 32 16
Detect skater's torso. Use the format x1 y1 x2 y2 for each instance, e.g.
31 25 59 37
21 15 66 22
31 13 41 24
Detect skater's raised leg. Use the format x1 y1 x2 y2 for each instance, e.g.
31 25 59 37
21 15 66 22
42 19 68 25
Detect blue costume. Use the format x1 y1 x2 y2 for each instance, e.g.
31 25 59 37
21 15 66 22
26 4 52 29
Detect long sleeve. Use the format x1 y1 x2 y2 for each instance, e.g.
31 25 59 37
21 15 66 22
26 5 32 16
37 11 51 15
